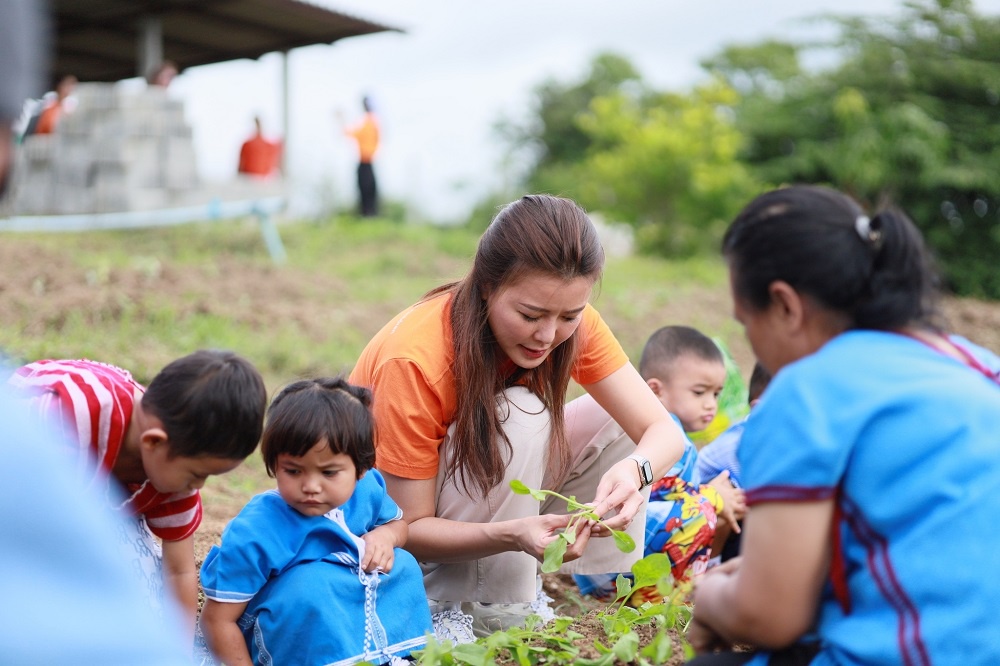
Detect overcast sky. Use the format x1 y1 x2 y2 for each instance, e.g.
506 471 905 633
167 0 1000 222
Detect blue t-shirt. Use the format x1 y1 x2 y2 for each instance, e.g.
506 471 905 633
695 418 746 487
740 331 1000 665
201 470 432 664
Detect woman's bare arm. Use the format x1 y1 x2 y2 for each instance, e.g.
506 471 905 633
692 500 833 650
581 363 686 528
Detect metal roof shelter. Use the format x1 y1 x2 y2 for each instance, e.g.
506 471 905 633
53 0 402 83
49 0 401 184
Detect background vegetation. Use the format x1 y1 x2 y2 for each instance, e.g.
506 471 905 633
488 0 1000 298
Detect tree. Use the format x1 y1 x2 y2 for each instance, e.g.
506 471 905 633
571 81 760 257
495 52 642 189
496 53 760 258
704 0 1000 297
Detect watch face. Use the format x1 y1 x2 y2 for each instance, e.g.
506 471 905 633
641 461 653 485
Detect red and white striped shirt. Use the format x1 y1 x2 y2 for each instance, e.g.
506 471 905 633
8 359 202 541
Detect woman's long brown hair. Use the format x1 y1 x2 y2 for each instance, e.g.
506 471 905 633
425 194 605 499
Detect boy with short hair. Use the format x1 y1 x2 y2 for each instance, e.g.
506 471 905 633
574 326 746 599
8 350 268 638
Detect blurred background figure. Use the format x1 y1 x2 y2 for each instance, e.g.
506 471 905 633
30 73 78 135
1 383 193 665
338 95 380 217
238 115 282 178
148 59 179 88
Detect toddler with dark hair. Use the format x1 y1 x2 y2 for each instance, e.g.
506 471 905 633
574 326 747 600
200 377 432 666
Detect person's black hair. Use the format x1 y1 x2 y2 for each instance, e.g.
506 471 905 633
638 325 724 382
261 377 376 479
747 362 772 403
722 185 942 331
142 349 266 460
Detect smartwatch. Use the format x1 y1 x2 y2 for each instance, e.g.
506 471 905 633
626 453 655 489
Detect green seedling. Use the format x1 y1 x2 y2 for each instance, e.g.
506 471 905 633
510 480 636 573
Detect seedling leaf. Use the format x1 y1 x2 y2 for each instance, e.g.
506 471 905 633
612 530 636 553
542 536 568 573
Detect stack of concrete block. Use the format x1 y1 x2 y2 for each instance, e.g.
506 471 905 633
7 82 200 215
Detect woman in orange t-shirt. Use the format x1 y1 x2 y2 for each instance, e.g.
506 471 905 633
351 194 686 641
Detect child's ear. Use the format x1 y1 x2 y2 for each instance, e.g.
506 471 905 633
138 411 169 452
646 377 663 397
139 426 169 452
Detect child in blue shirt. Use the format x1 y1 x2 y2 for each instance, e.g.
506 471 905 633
696 362 772 489
575 326 747 599
199 377 432 665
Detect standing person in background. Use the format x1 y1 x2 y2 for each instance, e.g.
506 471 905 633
237 115 282 178
351 194 686 641
147 60 179 88
32 73 77 135
0 0 46 197
688 184 1000 665
339 95 380 217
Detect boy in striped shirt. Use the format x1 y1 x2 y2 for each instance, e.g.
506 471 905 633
7 349 267 641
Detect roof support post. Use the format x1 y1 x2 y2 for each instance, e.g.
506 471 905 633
281 50 290 176
137 16 163 81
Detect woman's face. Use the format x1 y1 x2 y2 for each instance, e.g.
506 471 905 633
730 268 796 376
730 263 844 376
485 271 594 369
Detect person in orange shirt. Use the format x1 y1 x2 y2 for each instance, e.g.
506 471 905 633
340 96 380 217
237 116 282 178
33 74 77 135
350 194 686 642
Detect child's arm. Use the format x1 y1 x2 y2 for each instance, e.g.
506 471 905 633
161 536 198 639
360 518 407 573
201 599 252 666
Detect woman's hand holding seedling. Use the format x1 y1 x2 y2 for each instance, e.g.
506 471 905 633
510 480 636 573
589 456 651 533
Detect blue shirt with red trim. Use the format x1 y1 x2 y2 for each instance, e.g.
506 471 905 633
740 331 1000 665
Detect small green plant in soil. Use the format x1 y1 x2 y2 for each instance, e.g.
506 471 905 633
408 554 693 665
509 480 636 573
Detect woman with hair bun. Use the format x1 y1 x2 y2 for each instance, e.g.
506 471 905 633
688 185 1000 665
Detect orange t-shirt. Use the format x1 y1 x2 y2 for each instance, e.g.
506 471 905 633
346 113 379 163
349 292 629 480
34 103 62 135
238 135 281 176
